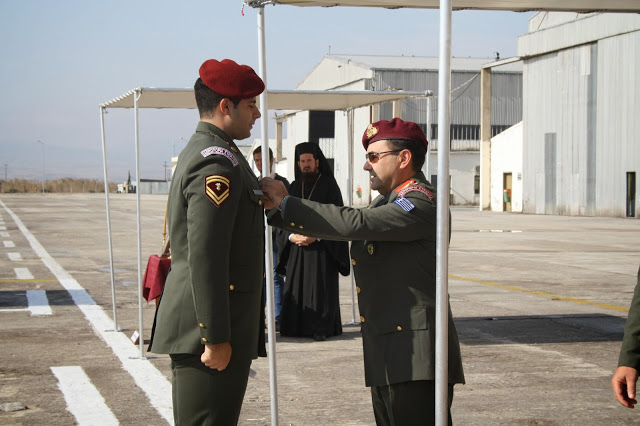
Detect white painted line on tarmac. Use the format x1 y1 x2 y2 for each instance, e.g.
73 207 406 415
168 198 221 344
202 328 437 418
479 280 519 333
14 267 34 280
0 232 8 237
4 240 15 248
8 252 22 261
0 199 173 425
51 366 119 425
26 290 52 316
0 226 6 230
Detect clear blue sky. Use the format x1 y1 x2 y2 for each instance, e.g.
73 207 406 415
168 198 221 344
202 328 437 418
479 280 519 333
0 0 534 182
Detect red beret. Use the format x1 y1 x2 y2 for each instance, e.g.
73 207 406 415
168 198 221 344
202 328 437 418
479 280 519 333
362 117 428 151
199 59 265 99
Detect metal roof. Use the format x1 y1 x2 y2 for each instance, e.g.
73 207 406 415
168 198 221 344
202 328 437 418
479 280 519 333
326 54 523 72
99 88 430 110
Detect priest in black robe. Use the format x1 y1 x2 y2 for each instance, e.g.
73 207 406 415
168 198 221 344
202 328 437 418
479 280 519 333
276 142 350 341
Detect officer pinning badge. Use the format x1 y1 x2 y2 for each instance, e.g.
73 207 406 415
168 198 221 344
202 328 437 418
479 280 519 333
365 123 378 139
200 146 239 167
367 243 375 255
394 197 415 212
205 175 230 207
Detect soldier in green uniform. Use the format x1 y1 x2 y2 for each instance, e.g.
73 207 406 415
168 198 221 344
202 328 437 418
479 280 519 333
149 58 266 425
260 118 465 425
612 265 640 409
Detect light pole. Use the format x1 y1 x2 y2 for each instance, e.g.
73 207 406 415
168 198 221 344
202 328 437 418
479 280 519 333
36 140 45 193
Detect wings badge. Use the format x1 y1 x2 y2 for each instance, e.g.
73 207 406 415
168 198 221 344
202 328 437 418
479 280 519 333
205 175 230 207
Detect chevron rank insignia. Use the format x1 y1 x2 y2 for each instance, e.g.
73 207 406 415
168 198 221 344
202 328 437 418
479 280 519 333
205 175 230 207
394 197 415 212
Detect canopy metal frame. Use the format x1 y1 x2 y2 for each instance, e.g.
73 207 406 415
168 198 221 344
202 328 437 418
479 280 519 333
246 1 640 425
99 83 428 420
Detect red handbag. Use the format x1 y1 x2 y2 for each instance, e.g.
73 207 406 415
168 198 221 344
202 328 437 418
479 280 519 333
142 204 171 304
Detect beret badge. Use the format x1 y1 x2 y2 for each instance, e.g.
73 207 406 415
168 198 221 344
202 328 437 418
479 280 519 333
365 124 379 139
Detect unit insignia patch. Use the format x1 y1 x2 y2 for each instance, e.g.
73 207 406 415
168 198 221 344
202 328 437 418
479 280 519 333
200 146 239 167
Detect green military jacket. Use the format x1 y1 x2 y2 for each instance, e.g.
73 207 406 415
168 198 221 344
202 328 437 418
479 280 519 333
618 266 640 368
269 172 465 387
149 121 265 360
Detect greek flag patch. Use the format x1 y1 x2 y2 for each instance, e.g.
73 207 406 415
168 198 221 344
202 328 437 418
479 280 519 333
200 146 239 167
394 197 415 212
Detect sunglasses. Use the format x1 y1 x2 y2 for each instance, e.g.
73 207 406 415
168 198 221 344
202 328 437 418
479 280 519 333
365 149 403 163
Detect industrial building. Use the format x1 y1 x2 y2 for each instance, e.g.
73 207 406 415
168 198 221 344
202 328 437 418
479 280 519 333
278 54 523 206
516 12 639 218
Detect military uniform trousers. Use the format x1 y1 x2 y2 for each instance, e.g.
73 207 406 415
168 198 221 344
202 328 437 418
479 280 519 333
371 380 454 426
170 353 252 425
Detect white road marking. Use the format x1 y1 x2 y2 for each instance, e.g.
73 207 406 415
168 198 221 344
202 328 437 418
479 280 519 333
8 252 22 261
51 366 119 425
4 240 15 248
15 267 34 280
0 232 8 237
26 290 52 316
0 199 173 425
0 226 6 230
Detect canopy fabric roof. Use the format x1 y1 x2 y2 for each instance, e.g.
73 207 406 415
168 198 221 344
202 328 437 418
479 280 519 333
99 88 429 111
248 0 640 13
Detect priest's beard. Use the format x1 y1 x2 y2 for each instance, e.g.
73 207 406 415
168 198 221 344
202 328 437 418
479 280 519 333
301 170 319 184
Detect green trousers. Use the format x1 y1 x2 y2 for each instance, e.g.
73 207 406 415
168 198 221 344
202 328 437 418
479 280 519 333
371 380 455 426
170 353 251 425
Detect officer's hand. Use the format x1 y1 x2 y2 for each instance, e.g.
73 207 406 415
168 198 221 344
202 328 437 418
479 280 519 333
201 342 232 371
259 178 288 209
612 366 638 408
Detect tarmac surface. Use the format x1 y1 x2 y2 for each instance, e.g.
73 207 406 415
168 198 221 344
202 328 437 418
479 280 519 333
0 192 639 425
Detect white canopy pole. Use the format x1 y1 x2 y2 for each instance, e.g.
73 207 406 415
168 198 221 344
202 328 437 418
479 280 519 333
257 7 280 426
347 108 358 324
435 0 452 424
425 96 432 179
100 106 119 332
133 90 145 359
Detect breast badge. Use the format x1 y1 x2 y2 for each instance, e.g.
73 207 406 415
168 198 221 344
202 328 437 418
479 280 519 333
205 175 230 207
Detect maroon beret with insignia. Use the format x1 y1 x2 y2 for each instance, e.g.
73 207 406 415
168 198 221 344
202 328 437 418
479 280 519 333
199 59 265 99
362 117 428 151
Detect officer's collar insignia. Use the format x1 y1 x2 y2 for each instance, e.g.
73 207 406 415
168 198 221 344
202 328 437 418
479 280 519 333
367 244 374 255
201 146 239 167
365 124 378 139
205 175 231 207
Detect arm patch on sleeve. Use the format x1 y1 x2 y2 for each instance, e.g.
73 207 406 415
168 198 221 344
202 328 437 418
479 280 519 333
397 185 434 200
205 175 230 207
394 197 415 212
201 146 239 167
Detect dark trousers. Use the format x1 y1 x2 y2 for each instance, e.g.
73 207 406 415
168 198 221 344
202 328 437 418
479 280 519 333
371 380 455 426
170 353 251 426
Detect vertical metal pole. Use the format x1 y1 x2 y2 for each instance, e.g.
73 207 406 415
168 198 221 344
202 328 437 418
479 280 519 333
258 8 279 426
347 108 357 324
425 96 432 179
100 106 119 331
436 1 452 425
36 140 45 193
480 67 492 211
133 90 145 359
